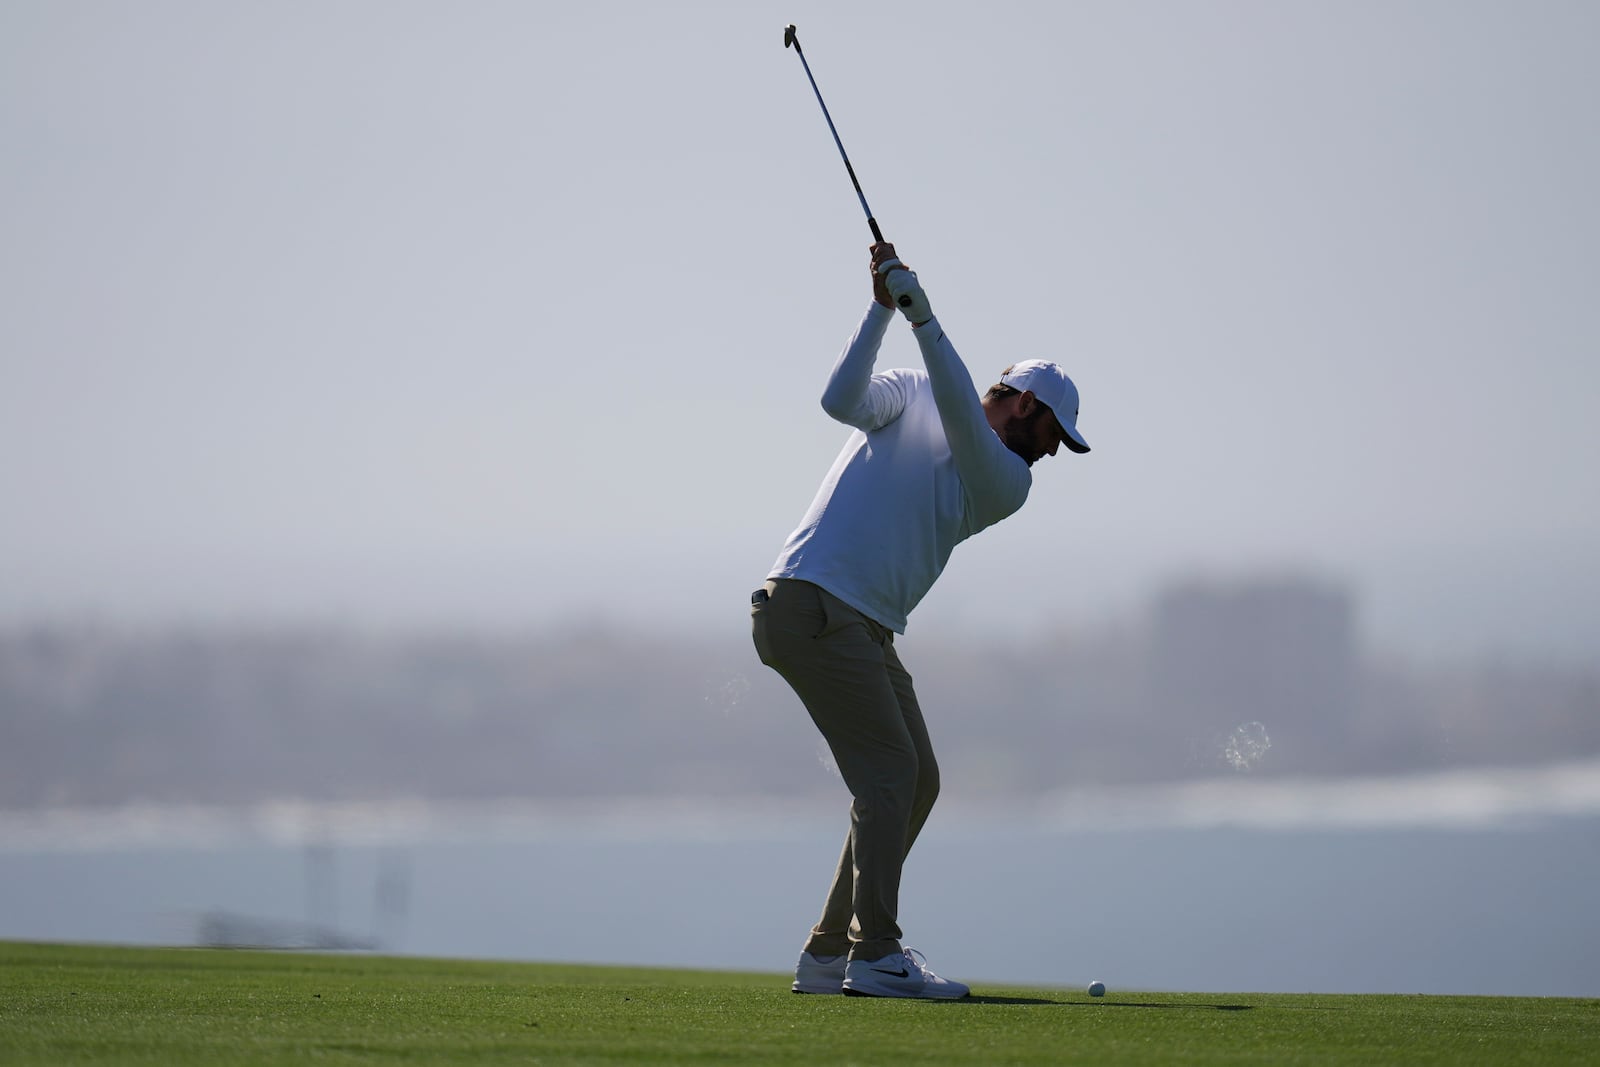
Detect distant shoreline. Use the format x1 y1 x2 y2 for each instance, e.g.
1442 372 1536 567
5 758 1598 853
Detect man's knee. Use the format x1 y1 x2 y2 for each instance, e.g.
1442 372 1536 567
915 762 940 813
853 756 921 822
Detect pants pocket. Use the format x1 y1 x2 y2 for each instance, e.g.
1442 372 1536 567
750 587 775 666
813 586 870 642
753 580 836 666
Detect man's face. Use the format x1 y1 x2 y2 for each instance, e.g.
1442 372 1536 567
1001 400 1064 468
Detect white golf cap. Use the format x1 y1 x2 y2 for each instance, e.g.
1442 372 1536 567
1000 360 1090 454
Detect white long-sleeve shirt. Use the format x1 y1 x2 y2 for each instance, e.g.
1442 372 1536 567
767 303 1032 633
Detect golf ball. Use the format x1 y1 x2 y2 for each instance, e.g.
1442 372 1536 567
1088 981 1106 997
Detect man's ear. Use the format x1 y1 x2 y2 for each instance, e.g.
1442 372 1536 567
1015 390 1039 417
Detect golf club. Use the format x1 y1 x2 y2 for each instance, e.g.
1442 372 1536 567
783 24 885 245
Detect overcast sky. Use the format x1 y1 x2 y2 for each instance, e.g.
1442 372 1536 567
2 1 1596 663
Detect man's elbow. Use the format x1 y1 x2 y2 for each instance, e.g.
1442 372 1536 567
820 390 861 423
975 486 1030 528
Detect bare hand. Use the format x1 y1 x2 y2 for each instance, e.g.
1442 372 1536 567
870 242 905 307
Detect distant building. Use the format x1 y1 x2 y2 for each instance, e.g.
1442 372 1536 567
1149 576 1357 774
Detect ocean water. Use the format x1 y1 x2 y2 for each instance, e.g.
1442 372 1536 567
3 763 1598 997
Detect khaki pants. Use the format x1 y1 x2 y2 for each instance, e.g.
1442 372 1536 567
751 578 940 962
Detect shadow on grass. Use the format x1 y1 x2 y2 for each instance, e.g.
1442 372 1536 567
1064 1001 1254 1011
959 995 1254 1010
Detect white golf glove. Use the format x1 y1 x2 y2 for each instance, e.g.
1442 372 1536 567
880 264 933 324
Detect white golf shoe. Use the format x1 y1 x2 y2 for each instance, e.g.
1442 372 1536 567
843 947 970 999
791 950 847 994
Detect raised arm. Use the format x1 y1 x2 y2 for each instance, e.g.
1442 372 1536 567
818 244 919 431
880 257 1030 526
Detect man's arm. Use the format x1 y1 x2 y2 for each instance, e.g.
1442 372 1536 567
818 302 909 431
914 318 1030 525
818 244 929 431
879 257 1030 525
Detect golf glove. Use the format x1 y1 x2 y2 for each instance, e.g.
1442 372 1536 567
882 266 933 324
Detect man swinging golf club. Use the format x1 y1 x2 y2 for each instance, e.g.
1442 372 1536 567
751 243 1091 998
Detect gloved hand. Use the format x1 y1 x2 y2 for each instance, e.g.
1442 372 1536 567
879 262 933 324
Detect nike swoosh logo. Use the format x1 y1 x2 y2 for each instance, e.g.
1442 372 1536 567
872 967 910 978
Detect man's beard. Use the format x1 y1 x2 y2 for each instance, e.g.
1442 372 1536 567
1000 407 1049 467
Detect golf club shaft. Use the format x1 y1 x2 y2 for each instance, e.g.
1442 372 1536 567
784 26 885 244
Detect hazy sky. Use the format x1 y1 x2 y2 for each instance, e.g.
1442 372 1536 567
3 1 1596 662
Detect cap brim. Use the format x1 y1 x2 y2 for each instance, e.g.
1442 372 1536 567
1060 423 1091 455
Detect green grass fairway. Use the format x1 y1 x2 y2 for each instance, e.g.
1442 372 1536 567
2 941 1595 1066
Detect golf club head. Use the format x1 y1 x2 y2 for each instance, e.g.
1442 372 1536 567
784 24 797 49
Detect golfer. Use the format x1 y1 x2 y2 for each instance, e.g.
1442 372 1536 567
751 243 1091 998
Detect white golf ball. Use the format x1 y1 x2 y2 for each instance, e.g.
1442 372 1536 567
1088 981 1106 997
